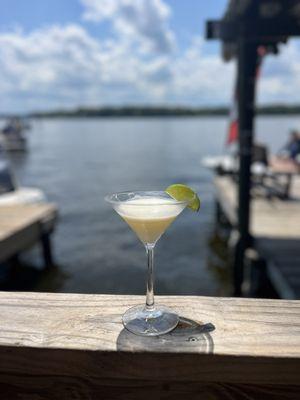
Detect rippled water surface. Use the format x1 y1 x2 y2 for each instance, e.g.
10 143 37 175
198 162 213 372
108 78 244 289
6 116 298 295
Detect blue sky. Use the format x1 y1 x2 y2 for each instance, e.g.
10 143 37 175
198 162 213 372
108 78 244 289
0 1 226 38
0 0 299 113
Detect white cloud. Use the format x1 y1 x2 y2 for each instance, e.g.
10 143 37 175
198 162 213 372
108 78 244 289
171 37 234 104
1 3 300 113
0 23 236 112
0 25 106 111
80 0 175 54
258 40 300 104
0 23 176 112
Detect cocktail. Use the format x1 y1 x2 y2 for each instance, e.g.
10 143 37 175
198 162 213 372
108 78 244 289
105 186 199 336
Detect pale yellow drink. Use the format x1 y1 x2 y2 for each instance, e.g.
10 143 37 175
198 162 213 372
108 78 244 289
115 197 185 244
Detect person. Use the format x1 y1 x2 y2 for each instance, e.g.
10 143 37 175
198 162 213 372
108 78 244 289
278 130 300 161
269 131 300 198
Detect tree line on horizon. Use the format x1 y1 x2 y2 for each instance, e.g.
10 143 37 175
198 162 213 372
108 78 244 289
2 104 300 118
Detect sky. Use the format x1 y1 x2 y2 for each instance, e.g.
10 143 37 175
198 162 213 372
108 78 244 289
1 0 300 113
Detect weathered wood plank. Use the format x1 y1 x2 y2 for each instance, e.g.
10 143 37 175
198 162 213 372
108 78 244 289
1 292 300 399
2 292 300 357
0 204 57 262
1 373 299 400
0 293 299 368
214 176 300 238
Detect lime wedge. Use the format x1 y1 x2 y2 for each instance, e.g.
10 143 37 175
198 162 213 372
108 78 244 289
165 184 200 212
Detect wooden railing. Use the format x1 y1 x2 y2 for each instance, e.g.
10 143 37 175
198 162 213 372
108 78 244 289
0 292 300 399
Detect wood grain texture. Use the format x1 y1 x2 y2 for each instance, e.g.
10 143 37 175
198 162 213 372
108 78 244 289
1 292 300 358
1 376 300 400
0 292 300 399
0 204 57 262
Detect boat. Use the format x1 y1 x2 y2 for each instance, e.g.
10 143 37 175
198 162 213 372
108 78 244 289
202 153 287 179
202 143 273 176
0 145 46 205
202 154 238 173
0 118 28 152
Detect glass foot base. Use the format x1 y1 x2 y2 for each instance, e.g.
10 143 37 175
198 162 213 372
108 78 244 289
122 304 179 336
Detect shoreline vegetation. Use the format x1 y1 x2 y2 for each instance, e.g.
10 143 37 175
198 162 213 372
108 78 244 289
2 104 300 118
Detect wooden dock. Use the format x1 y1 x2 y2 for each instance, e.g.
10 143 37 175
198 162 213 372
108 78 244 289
215 176 300 298
0 292 299 399
0 204 57 267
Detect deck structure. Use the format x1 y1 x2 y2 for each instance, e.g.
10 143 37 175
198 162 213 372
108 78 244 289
215 175 300 298
0 292 299 399
207 0 300 295
0 204 57 267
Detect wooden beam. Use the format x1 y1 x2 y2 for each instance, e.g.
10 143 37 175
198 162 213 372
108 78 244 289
0 292 300 399
206 19 300 41
233 36 258 296
206 20 238 41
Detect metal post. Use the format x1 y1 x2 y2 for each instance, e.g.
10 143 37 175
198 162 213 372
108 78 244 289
233 36 258 296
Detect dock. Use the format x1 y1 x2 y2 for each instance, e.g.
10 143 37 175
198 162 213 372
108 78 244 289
0 204 57 267
0 292 299 399
215 175 300 298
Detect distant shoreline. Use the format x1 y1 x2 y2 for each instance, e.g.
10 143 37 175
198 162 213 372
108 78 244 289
2 105 300 118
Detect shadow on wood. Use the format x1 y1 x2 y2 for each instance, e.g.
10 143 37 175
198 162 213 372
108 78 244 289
117 317 215 353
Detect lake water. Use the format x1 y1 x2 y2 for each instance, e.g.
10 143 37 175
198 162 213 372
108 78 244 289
6 116 300 295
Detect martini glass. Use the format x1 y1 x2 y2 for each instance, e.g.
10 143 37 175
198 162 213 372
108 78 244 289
105 191 190 336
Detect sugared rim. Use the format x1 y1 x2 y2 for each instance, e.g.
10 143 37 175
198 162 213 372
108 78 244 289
105 190 194 206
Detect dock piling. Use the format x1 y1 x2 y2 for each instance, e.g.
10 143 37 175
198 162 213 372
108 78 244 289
40 233 54 269
234 32 258 296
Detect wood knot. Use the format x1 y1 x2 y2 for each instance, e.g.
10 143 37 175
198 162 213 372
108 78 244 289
187 336 199 342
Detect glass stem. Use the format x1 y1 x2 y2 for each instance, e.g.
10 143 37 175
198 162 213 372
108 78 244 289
145 244 155 310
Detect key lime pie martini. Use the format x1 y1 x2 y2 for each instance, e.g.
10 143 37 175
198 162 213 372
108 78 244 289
105 184 200 336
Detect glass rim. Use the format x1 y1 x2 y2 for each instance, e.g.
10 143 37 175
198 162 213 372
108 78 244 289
105 190 193 206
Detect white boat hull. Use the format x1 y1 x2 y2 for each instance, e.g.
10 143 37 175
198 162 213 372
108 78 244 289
202 155 237 172
202 155 269 176
0 188 46 206
0 133 27 151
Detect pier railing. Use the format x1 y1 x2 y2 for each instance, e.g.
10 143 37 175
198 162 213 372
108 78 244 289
0 292 300 399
